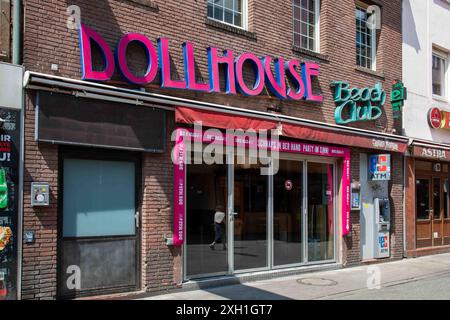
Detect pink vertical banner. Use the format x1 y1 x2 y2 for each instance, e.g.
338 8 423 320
327 164 333 235
173 129 186 246
342 150 351 236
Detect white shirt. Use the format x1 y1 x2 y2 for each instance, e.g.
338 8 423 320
214 211 225 224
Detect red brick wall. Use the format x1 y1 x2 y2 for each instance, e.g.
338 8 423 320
21 0 403 299
140 114 181 292
390 152 404 260
21 92 59 300
23 0 402 132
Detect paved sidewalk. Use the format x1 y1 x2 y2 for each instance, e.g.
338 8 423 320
142 253 450 300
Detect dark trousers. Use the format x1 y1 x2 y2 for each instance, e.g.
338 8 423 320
214 222 225 243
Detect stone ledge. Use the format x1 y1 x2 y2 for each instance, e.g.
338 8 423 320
205 18 257 41
292 46 330 62
127 0 159 11
355 66 385 79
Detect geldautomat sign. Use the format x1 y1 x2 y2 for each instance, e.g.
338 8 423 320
78 24 323 102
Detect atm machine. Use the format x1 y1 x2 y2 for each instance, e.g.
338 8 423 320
360 154 391 260
374 198 390 258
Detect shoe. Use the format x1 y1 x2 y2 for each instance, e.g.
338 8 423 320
209 243 215 250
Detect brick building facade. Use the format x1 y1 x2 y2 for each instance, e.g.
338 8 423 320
20 0 407 299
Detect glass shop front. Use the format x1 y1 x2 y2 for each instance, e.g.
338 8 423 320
183 144 340 279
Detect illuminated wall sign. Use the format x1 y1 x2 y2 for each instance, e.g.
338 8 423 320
79 24 323 102
428 107 450 131
390 80 407 119
428 107 442 129
331 81 386 124
369 154 391 181
442 111 450 130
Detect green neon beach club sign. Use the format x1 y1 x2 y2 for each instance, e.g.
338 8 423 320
331 81 386 124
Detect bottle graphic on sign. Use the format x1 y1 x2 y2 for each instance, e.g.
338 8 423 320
0 168 7 209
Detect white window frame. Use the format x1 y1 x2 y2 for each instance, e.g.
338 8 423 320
207 0 248 31
293 0 321 53
432 50 448 101
355 2 377 70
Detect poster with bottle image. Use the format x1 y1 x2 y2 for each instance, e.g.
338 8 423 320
0 108 20 300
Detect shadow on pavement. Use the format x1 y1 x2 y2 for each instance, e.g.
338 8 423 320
199 282 293 300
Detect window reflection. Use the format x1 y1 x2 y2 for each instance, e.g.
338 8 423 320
273 160 303 266
444 179 449 220
433 178 441 219
307 162 334 262
186 158 228 277
416 179 430 220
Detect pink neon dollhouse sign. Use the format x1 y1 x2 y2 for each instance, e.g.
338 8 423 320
78 24 323 101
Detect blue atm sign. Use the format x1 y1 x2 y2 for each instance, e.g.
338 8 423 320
369 154 391 181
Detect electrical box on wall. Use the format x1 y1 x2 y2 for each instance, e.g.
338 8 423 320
31 182 50 206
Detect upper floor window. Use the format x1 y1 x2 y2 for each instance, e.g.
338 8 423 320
293 0 320 52
356 4 376 70
432 51 447 98
207 0 247 29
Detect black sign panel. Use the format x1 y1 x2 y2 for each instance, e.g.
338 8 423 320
37 91 166 152
0 108 20 300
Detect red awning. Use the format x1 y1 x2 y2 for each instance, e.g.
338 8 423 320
175 106 408 153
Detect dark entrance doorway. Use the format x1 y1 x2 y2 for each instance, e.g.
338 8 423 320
58 148 141 298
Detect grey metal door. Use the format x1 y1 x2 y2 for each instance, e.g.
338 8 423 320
58 150 140 298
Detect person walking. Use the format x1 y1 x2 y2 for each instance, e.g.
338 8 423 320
209 205 226 251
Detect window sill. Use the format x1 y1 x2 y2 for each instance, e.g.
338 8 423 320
127 0 159 11
292 46 330 62
205 18 257 41
432 95 448 103
355 66 385 79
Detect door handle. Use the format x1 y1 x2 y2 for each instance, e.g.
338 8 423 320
135 211 140 228
229 212 238 221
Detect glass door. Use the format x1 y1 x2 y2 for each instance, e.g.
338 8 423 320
306 162 335 263
416 178 432 248
273 159 304 267
444 179 450 245
185 155 228 279
231 156 269 272
184 151 339 278
432 178 443 246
